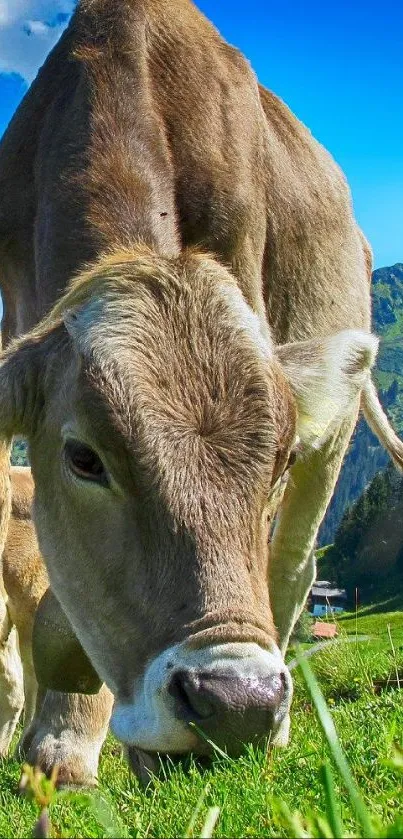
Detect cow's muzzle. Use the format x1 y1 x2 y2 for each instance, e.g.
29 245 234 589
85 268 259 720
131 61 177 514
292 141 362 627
111 642 292 757
168 667 286 755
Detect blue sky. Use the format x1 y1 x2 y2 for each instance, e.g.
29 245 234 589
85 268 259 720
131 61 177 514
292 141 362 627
0 0 402 270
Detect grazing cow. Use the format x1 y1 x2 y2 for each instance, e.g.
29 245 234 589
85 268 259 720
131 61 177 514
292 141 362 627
0 0 402 777
0 466 113 785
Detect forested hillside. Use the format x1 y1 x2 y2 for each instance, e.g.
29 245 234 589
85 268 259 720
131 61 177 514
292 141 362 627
320 463 403 604
11 438 29 466
320 263 403 545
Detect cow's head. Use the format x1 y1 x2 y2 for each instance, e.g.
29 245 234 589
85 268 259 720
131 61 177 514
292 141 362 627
0 246 377 757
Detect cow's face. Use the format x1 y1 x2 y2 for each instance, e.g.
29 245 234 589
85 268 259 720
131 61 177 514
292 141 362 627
0 247 377 757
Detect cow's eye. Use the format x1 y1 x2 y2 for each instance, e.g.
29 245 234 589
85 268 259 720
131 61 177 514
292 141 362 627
64 439 109 487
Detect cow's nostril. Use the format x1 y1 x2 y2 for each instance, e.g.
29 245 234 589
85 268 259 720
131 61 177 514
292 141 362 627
168 671 214 721
169 668 287 724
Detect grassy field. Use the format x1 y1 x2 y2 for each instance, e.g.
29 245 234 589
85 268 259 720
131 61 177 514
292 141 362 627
0 606 402 838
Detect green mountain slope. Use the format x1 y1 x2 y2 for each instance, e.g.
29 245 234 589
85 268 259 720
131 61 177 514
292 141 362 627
320 463 403 604
373 263 403 429
320 263 403 545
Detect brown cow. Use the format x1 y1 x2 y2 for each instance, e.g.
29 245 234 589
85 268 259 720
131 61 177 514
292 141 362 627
0 466 113 785
0 0 402 777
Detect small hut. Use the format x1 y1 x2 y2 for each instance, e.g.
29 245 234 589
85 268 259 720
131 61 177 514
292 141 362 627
312 621 338 640
308 580 347 617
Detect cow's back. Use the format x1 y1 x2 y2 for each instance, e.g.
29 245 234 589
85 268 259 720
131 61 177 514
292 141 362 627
0 0 269 323
0 0 371 345
258 84 371 344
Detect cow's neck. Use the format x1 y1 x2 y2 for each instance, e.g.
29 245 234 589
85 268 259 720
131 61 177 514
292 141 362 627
74 5 180 258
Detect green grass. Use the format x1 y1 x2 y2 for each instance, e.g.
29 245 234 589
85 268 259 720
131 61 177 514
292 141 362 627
1 608 402 838
289 601 403 705
339 604 403 637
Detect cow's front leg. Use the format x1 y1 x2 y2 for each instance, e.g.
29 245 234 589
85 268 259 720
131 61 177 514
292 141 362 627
269 411 358 656
0 590 24 755
267 413 358 747
19 686 114 787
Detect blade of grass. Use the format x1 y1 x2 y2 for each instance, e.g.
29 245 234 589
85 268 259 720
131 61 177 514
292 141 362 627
88 792 129 838
188 722 231 761
184 785 210 838
355 588 359 645
32 809 51 839
384 742 403 774
199 806 220 839
387 624 401 689
296 646 375 838
310 812 334 839
274 801 310 839
320 761 344 838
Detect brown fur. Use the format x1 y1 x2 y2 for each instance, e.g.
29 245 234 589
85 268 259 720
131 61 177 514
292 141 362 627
1 467 113 784
0 0 401 777
0 0 369 334
3 470 47 630
2 468 47 733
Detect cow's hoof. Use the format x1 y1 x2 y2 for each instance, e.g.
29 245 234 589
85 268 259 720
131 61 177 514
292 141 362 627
53 762 98 789
15 726 36 761
126 746 160 788
271 713 290 748
19 733 99 788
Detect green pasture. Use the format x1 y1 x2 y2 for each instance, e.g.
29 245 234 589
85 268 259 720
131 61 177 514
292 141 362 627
0 606 402 838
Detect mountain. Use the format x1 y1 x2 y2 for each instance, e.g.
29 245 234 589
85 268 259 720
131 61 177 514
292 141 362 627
319 463 403 605
319 263 403 545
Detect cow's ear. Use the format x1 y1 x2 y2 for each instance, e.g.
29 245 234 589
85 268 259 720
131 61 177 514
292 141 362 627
0 339 43 440
276 330 378 448
0 329 58 440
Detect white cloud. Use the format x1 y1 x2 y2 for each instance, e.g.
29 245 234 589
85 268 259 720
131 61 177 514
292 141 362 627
0 1 75 82
25 19 51 35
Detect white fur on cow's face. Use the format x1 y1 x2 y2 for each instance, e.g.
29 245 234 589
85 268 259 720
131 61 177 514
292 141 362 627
219 283 273 361
110 641 292 753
